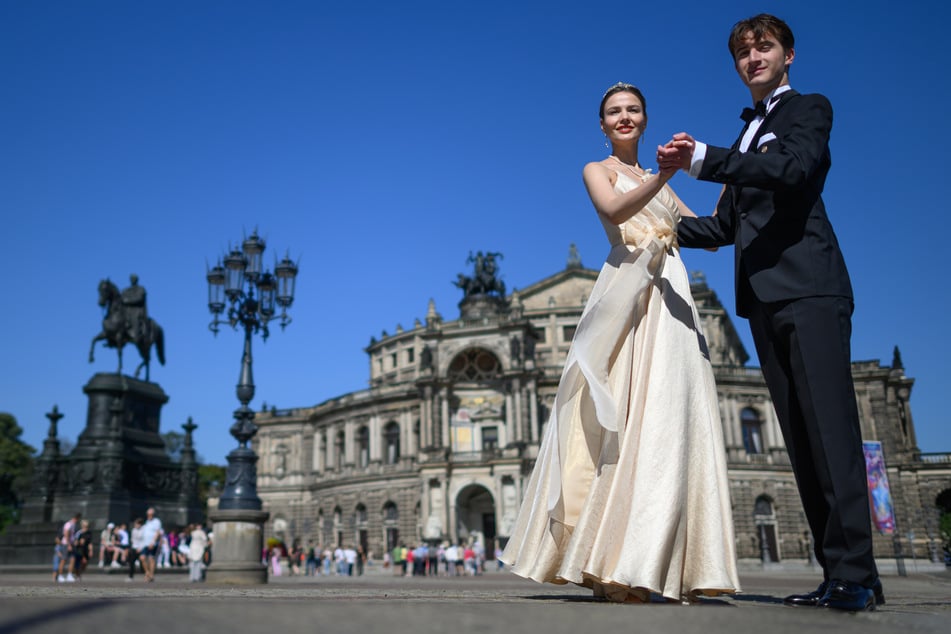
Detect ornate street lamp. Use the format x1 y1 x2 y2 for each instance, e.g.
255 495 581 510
204 229 298 584
206 229 298 509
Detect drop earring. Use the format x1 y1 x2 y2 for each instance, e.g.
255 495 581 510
604 135 610 149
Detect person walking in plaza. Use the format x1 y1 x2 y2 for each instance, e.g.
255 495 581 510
140 507 163 582
355 544 366 576
129 517 145 581
55 513 80 583
68 520 93 581
501 81 740 604
188 523 209 582
657 13 882 612
305 541 318 576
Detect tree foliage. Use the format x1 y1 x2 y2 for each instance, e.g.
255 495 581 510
0 413 36 532
940 512 951 551
198 463 226 518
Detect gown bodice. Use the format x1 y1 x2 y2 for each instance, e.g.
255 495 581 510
598 170 680 252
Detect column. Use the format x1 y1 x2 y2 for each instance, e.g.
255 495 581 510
419 397 430 449
441 388 451 453
369 415 381 462
762 398 778 449
442 477 451 543
527 379 539 444
722 396 737 448
504 391 514 447
344 421 355 466
313 431 323 473
512 378 523 443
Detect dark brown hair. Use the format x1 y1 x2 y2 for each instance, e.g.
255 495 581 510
599 83 648 120
728 14 795 59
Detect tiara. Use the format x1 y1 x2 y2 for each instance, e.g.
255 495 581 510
603 82 638 98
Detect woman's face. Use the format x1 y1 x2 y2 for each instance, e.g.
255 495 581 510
600 91 646 146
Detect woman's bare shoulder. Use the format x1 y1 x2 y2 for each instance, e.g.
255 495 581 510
583 160 616 185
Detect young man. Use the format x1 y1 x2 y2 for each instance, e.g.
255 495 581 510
140 507 163 582
657 14 882 612
55 513 81 583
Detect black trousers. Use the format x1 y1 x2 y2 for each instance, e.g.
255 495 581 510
747 296 877 586
128 548 139 579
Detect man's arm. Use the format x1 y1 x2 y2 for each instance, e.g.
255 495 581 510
695 95 831 191
658 93 832 192
677 189 737 249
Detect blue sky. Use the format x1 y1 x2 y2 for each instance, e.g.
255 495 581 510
2 0 947 464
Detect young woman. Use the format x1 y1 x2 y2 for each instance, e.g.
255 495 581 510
501 83 740 604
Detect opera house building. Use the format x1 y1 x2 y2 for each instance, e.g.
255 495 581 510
253 250 950 569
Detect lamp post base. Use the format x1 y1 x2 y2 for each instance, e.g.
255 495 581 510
205 508 270 585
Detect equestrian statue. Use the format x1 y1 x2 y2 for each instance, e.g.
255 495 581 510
89 274 165 381
454 251 506 298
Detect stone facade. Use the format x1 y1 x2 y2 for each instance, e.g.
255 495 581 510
254 261 951 568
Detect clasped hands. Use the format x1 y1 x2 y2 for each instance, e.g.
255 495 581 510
656 132 696 177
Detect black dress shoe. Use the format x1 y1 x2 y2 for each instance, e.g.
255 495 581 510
783 580 829 607
817 579 875 612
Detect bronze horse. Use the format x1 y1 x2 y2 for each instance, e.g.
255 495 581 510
89 279 165 381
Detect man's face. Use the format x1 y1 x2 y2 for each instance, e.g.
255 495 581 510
733 31 794 97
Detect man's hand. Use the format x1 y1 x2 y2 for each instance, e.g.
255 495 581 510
656 132 696 171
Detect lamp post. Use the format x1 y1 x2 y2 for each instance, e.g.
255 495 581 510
204 229 298 584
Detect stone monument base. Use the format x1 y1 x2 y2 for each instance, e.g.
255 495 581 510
205 509 269 585
0 523 60 566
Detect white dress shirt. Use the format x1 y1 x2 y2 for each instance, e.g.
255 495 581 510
688 85 793 177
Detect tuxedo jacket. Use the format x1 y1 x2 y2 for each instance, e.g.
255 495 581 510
677 89 852 318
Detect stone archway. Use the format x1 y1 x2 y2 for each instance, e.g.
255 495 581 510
455 484 497 559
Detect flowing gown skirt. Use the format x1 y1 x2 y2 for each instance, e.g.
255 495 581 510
501 234 740 602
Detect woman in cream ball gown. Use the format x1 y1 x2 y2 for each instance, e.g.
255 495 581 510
501 83 740 604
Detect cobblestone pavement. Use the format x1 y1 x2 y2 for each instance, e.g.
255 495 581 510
0 566 948 634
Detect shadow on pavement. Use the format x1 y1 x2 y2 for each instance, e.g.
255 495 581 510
0 599 117 633
733 594 785 605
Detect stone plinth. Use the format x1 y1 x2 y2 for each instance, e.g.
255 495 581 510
458 294 507 321
205 509 270 585
0 373 202 564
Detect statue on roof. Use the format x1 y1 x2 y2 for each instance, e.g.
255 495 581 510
454 251 506 298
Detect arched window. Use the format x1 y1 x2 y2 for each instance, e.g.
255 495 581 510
355 503 368 525
384 421 401 465
383 501 399 552
448 348 502 381
357 425 370 468
753 495 780 563
335 430 346 468
741 407 765 455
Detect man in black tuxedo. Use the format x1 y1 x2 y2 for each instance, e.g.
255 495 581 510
657 14 882 612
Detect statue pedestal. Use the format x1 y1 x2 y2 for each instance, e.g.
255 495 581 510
0 373 202 565
458 294 507 321
206 509 269 585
